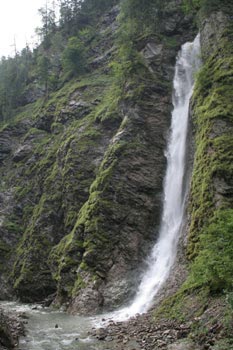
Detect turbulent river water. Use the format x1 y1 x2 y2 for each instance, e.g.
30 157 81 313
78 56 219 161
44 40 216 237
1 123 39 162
0 35 200 349
0 301 102 350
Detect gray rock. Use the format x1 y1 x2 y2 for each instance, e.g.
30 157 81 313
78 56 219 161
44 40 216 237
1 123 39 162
142 43 163 59
0 309 24 349
0 136 12 162
13 145 32 162
200 11 229 59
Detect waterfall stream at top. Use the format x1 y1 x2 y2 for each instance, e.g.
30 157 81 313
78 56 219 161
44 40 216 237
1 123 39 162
109 34 201 322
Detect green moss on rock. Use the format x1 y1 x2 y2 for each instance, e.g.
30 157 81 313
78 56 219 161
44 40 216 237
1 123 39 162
187 209 233 292
187 19 233 259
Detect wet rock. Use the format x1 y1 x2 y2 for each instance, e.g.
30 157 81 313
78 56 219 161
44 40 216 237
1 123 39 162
96 328 108 340
105 335 114 342
42 293 56 307
17 313 28 320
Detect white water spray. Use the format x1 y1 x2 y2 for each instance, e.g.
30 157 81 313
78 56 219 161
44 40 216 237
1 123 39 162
108 34 201 322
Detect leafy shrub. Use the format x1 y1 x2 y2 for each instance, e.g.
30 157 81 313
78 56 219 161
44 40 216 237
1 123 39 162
62 36 87 77
182 0 233 14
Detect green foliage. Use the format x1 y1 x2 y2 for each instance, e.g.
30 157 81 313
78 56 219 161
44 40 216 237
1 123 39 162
62 36 87 77
93 0 159 124
182 0 201 13
36 4 57 48
4 220 22 235
0 0 114 121
0 47 33 122
154 286 209 322
226 292 233 311
188 21 233 259
211 339 233 350
187 210 233 292
224 291 233 342
120 0 163 35
78 26 96 43
182 0 233 15
80 0 118 21
72 274 86 295
93 77 122 122
37 54 50 93
59 0 117 36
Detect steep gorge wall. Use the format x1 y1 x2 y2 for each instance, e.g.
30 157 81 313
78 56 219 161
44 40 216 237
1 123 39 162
0 0 197 313
187 4 233 291
49 0 197 314
0 6 122 302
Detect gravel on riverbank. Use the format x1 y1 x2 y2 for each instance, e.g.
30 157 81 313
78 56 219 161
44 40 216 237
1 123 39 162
90 305 228 350
0 308 24 349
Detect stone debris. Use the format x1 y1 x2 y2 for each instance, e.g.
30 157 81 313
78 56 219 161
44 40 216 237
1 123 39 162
90 311 200 350
0 309 24 349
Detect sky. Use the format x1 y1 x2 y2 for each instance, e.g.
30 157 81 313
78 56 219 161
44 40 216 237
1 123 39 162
0 0 47 57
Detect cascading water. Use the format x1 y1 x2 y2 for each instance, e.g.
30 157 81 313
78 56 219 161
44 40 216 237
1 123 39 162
109 34 201 322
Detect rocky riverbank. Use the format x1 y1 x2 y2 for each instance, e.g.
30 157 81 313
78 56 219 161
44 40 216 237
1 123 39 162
90 303 230 350
91 313 196 350
0 309 24 350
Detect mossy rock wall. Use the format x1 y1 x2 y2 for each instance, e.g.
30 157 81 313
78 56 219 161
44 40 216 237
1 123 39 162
0 0 197 312
0 7 121 302
155 4 233 333
188 9 233 262
48 0 197 313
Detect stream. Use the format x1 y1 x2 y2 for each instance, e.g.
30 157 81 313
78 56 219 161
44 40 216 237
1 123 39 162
0 301 103 350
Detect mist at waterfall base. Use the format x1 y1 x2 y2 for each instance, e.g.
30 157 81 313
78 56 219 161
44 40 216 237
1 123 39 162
105 34 201 323
0 35 200 350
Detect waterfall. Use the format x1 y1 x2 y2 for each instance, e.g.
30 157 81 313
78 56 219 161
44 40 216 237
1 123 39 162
0 36 201 350
109 34 201 322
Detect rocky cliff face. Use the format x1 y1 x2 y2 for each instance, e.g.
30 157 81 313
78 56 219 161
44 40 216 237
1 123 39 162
1 1 233 349
2 0 232 328
188 9 233 259
0 0 197 313
153 3 233 347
